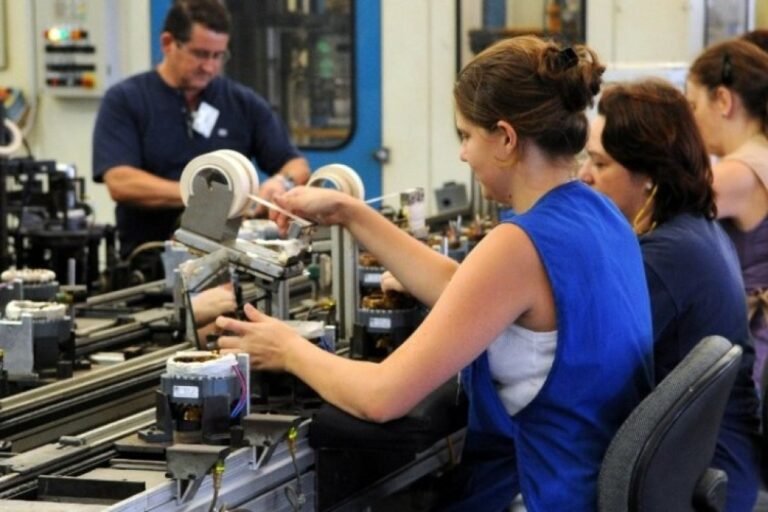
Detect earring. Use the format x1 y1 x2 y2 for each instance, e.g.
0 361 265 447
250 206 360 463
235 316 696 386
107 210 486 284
645 181 653 191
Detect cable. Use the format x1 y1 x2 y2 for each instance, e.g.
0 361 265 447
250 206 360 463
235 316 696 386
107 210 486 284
126 240 167 263
283 426 306 512
230 364 248 418
21 137 32 158
0 119 22 157
208 459 226 512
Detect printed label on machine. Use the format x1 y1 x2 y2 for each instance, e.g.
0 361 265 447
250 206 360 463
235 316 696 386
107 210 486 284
364 272 382 284
173 385 200 399
369 317 391 330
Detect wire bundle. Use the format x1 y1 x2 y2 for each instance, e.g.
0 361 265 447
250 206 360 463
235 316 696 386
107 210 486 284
229 363 248 418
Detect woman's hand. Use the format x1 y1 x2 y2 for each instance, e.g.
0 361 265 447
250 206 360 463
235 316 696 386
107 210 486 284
272 186 352 233
380 270 407 293
191 284 236 327
215 303 305 371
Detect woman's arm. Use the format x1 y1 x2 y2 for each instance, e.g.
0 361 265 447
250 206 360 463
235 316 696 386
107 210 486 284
276 187 458 307
216 223 552 422
713 159 760 219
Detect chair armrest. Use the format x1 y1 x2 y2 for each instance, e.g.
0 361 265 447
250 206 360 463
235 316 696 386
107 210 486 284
692 467 728 512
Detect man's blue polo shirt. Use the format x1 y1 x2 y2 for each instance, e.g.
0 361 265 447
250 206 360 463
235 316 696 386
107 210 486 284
92 70 300 258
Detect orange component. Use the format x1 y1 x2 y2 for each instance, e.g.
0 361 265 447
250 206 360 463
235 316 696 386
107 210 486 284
81 73 96 88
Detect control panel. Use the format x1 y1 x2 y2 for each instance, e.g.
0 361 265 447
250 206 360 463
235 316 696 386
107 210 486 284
34 0 122 97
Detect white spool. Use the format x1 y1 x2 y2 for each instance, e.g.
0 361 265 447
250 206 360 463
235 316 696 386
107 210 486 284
308 163 365 200
0 119 23 157
179 150 260 219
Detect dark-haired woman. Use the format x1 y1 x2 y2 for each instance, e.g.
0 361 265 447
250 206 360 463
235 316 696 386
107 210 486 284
215 36 654 511
580 78 760 512
687 39 768 388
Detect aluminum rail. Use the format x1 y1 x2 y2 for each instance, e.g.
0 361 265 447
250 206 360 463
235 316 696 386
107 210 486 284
0 344 188 450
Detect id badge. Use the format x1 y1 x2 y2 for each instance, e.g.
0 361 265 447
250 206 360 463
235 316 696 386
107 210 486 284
192 101 220 138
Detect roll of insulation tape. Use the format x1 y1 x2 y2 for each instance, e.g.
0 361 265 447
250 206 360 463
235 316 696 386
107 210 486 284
1 268 56 283
166 350 237 378
0 119 23 157
179 150 260 219
5 300 66 321
308 163 365 200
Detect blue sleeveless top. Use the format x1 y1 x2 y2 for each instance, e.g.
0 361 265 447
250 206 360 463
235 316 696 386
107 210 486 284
461 181 654 511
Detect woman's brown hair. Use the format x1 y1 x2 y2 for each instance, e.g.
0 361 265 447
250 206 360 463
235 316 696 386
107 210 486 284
454 35 604 159
689 38 768 131
599 79 716 224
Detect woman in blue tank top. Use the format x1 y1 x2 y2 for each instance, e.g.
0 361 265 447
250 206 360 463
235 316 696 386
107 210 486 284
215 36 654 511
579 79 760 512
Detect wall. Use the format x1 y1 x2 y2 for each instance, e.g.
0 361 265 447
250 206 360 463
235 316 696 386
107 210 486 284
587 0 705 63
381 0 466 215
4 0 467 220
0 1 151 227
2 1 767 225
758 0 768 27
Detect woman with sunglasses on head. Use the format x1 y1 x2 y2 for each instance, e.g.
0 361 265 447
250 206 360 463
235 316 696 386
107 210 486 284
214 35 654 511
686 39 768 388
579 78 760 512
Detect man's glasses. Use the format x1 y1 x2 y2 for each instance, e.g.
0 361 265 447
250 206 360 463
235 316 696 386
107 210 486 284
176 41 231 64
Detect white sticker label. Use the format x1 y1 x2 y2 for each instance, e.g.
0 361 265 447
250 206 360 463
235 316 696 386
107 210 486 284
192 101 220 138
173 385 199 399
369 317 391 329
363 273 382 284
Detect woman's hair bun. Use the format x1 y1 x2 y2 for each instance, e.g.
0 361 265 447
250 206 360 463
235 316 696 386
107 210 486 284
539 43 605 112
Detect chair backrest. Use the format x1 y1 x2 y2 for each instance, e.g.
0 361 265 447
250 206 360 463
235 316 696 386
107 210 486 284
598 335 742 512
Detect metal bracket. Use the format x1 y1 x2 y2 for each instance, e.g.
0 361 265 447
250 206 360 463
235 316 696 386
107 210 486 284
166 443 229 503
241 413 303 470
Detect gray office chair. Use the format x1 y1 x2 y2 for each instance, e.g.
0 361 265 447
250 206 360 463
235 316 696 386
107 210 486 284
598 335 741 512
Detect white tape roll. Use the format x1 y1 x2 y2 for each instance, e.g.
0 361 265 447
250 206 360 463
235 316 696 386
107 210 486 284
179 150 260 219
216 149 259 197
0 119 23 157
308 163 365 200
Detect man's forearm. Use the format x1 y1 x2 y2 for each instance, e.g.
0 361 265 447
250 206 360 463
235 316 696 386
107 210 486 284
103 166 184 208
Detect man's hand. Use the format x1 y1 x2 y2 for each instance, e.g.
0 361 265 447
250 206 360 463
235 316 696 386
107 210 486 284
250 174 291 217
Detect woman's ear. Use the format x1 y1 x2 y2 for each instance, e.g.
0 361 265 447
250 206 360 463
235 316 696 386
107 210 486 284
496 120 518 156
715 85 734 118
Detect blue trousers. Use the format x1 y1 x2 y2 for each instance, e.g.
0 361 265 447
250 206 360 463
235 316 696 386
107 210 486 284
435 431 520 512
712 425 759 512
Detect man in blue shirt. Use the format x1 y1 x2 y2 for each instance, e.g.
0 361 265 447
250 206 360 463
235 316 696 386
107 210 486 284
92 0 310 259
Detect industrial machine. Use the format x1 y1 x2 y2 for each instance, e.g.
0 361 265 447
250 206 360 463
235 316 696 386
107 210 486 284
0 156 116 290
0 153 467 512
